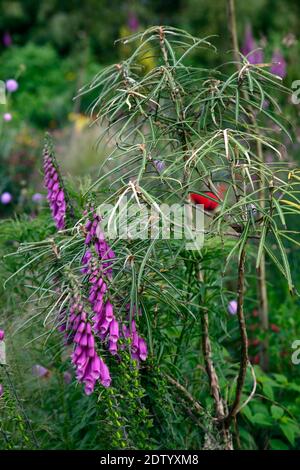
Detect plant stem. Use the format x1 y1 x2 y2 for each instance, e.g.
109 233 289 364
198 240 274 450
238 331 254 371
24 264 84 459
226 0 269 369
197 265 233 449
225 247 248 428
200 305 233 449
2 365 39 448
227 0 241 67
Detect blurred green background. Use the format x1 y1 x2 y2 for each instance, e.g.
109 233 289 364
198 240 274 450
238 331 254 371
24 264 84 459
1 0 300 217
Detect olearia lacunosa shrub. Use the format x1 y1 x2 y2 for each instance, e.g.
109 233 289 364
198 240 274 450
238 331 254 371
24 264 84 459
2 26 300 450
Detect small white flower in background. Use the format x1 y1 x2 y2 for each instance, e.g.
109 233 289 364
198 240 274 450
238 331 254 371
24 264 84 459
1 192 12 205
228 300 238 315
3 112 12 121
6 79 18 93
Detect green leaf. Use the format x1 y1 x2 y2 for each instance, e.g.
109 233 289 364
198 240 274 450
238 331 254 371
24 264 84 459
270 439 289 450
241 405 253 422
271 405 284 421
262 382 274 400
280 423 296 446
252 413 273 427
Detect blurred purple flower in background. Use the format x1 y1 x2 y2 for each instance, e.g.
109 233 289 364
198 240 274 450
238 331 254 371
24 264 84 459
241 24 263 64
32 193 43 203
1 192 12 205
270 49 287 78
32 364 50 378
0 330 5 341
154 160 165 173
3 113 12 121
6 79 18 93
63 371 72 385
228 300 238 315
2 32 12 47
0 384 3 397
128 12 139 31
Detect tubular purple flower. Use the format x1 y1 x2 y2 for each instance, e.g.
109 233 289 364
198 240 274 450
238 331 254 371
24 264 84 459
0 329 4 341
105 301 114 322
121 309 148 363
100 358 111 387
242 24 255 57
241 24 263 64
82 209 118 357
43 141 66 230
131 331 139 354
108 340 118 355
138 338 148 361
109 318 119 343
66 300 111 394
270 50 287 79
0 384 3 397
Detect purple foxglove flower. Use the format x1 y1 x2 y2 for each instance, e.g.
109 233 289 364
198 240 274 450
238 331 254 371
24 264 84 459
122 324 130 339
108 340 118 355
131 331 139 354
32 364 50 378
79 333 88 347
242 24 255 57
270 50 287 79
99 319 110 335
66 300 111 394
3 32 12 47
128 12 139 31
100 359 111 387
131 319 137 333
6 79 18 93
84 381 94 395
87 335 95 351
138 338 148 361
0 384 3 397
153 160 165 173
1 192 12 204
105 301 114 322
3 113 12 121
109 319 119 343
241 24 263 64
0 330 4 341
43 140 66 230
228 300 238 315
